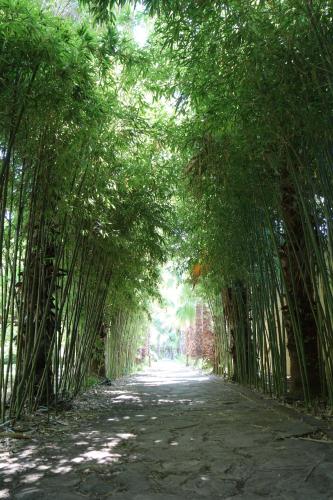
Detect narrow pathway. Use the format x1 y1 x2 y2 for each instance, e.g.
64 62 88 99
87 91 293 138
1 361 333 499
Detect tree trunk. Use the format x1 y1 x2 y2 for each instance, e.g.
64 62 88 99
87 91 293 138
222 283 251 383
280 168 320 398
23 224 56 404
90 320 107 378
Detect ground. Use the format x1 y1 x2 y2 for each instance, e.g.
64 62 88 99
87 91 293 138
1 361 333 499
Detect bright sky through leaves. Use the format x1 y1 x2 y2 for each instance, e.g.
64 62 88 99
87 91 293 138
149 265 181 346
133 22 148 47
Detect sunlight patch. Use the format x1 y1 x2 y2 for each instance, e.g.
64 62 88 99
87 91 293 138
81 450 121 462
21 473 43 484
116 433 136 440
53 466 72 474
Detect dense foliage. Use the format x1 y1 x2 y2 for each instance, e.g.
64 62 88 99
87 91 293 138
0 0 173 419
2 0 333 420
150 0 333 404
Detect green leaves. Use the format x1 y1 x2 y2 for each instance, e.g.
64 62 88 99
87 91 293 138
0 0 177 415
79 0 183 23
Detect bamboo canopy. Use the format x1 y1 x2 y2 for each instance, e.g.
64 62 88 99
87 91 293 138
1 0 333 422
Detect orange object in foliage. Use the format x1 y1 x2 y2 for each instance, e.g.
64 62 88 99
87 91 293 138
191 262 208 288
192 263 202 278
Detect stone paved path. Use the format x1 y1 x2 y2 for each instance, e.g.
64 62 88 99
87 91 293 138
1 361 333 499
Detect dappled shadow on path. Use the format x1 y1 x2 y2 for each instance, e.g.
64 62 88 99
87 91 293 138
1 361 333 499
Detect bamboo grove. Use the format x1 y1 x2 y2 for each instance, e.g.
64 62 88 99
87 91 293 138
86 0 333 407
153 0 333 406
0 0 173 421
2 0 333 420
